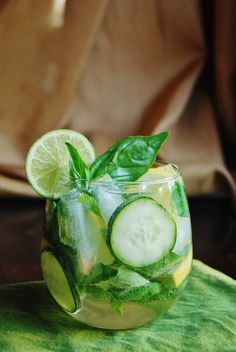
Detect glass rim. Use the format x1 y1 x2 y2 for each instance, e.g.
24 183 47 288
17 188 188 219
89 160 181 187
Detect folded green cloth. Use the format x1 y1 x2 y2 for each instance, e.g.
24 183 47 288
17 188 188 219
0 260 235 352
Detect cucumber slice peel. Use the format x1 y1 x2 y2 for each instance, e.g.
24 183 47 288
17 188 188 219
107 196 176 268
171 180 189 216
41 249 80 313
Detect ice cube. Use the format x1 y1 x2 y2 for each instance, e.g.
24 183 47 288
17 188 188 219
92 175 124 224
58 190 114 275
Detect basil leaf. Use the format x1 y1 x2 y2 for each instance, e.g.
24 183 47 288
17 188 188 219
107 133 169 181
66 142 89 181
90 132 169 182
89 141 119 180
77 192 101 216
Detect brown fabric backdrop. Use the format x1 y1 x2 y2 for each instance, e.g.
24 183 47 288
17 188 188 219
0 0 235 197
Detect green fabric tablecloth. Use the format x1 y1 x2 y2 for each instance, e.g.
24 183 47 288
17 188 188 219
0 260 235 352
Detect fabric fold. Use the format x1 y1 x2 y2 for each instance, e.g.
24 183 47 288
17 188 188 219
0 260 235 351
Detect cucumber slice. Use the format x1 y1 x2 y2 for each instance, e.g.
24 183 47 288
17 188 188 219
172 215 192 255
41 249 80 313
171 180 189 216
107 197 176 267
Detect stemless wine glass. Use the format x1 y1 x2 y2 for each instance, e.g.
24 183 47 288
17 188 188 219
41 161 192 330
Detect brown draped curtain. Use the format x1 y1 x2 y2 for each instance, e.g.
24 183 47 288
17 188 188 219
0 0 235 198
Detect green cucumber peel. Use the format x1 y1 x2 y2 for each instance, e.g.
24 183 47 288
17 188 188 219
171 180 190 216
106 195 176 267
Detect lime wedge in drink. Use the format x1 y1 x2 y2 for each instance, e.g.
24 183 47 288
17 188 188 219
25 129 95 199
138 165 189 216
170 249 192 287
138 164 179 182
41 249 80 312
160 249 193 287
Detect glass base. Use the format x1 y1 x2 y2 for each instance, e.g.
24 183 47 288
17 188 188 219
70 296 176 330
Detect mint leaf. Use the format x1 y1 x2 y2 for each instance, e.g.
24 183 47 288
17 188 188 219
111 297 123 314
136 252 182 280
77 192 101 216
84 285 111 300
90 132 169 182
79 263 117 284
110 282 161 303
66 142 89 181
89 141 119 180
156 277 189 300
83 284 123 313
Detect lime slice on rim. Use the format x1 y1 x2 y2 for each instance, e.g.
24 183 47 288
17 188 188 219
25 129 96 199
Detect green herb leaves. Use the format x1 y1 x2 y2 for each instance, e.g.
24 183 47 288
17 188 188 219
90 131 169 182
89 142 119 180
66 142 89 181
66 131 169 184
110 282 161 303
